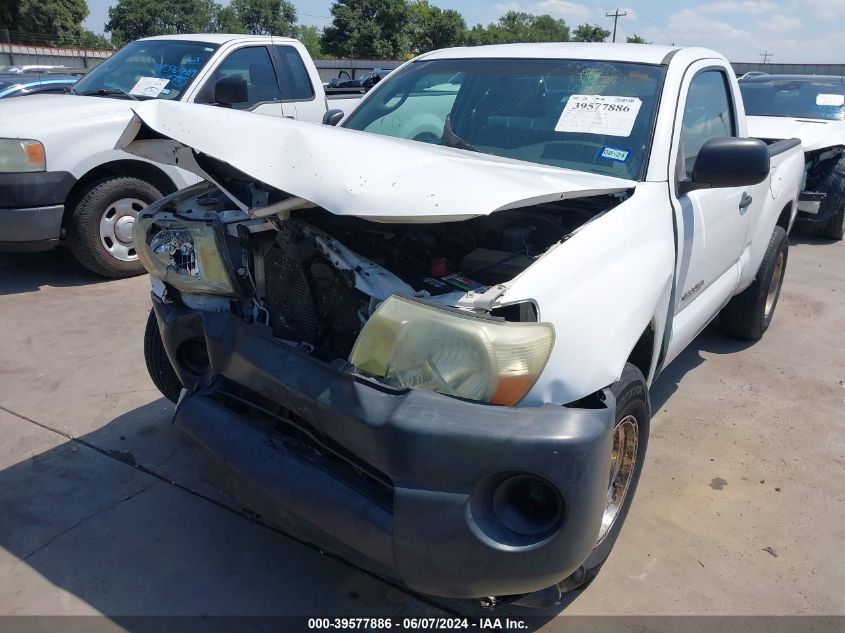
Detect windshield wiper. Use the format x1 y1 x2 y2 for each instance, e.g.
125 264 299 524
443 114 478 152
78 88 139 101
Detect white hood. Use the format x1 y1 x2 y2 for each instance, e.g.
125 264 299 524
118 100 635 221
747 115 845 152
0 94 134 138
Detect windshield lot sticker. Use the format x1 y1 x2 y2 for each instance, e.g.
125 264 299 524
600 146 629 162
129 76 170 97
816 93 845 106
556 95 642 137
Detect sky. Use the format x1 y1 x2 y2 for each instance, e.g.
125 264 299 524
83 0 845 63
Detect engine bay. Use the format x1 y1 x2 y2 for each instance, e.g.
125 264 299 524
150 183 626 362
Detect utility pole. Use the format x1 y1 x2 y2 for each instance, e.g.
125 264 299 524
606 8 627 43
759 50 772 63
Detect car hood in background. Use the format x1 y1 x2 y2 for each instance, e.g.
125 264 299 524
118 100 636 221
747 115 845 152
0 94 137 137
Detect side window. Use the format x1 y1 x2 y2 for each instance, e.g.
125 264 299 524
273 45 314 100
680 70 736 178
196 46 280 109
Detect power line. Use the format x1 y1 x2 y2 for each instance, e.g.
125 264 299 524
759 50 773 63
605 8 627 43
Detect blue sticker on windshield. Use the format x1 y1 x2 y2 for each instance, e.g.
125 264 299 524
600 146 629 162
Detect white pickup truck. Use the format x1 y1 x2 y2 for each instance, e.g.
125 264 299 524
741 74 845 240
0 34 360 277
128 44 803 606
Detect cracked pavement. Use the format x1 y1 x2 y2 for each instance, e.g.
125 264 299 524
0 236 842 623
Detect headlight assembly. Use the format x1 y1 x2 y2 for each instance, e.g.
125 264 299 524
350 296 554 406
0 139 45 172
133 212 235 295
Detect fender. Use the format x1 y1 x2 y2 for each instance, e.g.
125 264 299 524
503 184 676 405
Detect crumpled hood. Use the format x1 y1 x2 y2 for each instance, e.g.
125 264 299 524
0 94 134 138
118 100 636 221
747 115 845 152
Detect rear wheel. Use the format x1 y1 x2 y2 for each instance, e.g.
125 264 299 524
67 176 162 278
559 363 650 593
144 309 183 404
719 226 788 340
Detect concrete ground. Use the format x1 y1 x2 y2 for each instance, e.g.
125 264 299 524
0 233 842 626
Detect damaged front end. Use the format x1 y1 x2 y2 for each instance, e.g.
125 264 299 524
126 101 634 600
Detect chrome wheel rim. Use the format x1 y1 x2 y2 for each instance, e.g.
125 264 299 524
597 414 639 545
98 197 145 262
764 250 785 319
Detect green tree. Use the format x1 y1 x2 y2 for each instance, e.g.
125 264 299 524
3 0 89 46
228 0 297 36
528 14 569 42
106 0 218 47
298 24 324 58
214 5 248 33
321 0 409 58
626 34 647 43
572 23 610 42
80 29 114 49
465 12 569 47
407 1 465 55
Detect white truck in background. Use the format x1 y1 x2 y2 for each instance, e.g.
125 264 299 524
0 34 361 277
741 74 845 240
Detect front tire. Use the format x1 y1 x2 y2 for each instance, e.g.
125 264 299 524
144 309 183 404
67 176 162 278
559 363 650 593
719 226 788 340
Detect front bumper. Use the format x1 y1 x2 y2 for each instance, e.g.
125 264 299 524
155 299 616 599
0 171 76 248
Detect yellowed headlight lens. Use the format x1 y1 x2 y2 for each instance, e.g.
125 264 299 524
0 139 45 172
350 296 554 406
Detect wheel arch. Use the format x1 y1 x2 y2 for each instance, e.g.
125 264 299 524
625 321 658 385
775 200 795 234
63 160 178 227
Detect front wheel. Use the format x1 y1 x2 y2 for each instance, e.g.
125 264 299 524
559 363 650 593
67 176 162 278
719 226 788 340
144 309 183 404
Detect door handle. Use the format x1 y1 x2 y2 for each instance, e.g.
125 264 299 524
739 192 753 210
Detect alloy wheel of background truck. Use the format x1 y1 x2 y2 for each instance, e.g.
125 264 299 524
144 309 183 404
67 176 162 278
719 226 789 340
558 363 650 594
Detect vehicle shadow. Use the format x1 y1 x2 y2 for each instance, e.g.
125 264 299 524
0 249 117 295
788 231 840 247
649 322 754 413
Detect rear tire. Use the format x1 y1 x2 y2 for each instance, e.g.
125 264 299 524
816 157 845 241
144 309 182 404
559 363 650 593
821 208 845 241
67 176 162 278
719 226 788 340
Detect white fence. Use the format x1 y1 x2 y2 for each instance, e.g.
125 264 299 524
0 42 112 70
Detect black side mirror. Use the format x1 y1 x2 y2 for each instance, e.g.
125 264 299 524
214 76 248 107
679 137 770 196
322 109 345 126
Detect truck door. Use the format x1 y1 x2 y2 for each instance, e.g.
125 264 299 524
272 45 322 122
193 45 284 117
665 65 753 359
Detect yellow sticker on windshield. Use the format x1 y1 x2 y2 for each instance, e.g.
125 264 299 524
556 95 642 137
